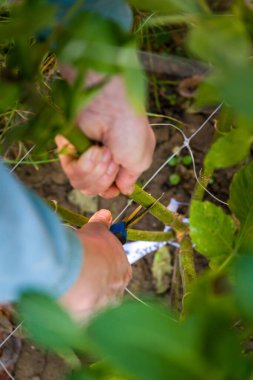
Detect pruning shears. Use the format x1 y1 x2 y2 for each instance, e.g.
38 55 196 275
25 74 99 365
110 195 163 244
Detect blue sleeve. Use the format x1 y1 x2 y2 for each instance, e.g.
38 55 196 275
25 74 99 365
48 0 133 31
0 162 83 303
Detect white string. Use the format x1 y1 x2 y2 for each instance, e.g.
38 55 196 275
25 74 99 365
0 359 16 380
185 143 228 206
0 322 23 350
9 145 35 173
152 119 228 205
150 122 185 138
135 13 156 34
125 288 150 307
116 105 223 308
143 148 183 191
125 288 178 322
188 103 223 142
114 103 223 224
0 322 23 380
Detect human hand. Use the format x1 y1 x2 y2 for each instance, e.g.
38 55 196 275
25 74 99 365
56 70 156 198
59 209 131 321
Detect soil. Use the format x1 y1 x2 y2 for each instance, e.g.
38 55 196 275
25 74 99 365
1 66 235 380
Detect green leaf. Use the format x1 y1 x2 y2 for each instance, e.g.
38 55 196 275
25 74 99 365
87 301 205 380
229 161 253 245
68 364 133 380
188 16 250 68
204 128 252 170
17 292 85 353
0 82 19 112
57 13 128 74
235 246 253 322
147 14 196 27
217 66 253 120
128 0 204 15
194 77 220 108
0 1 56 40
190 201 236 269
119 42 147 113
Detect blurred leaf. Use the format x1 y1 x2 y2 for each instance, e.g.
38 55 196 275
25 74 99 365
119 41 147 113
68 364 133 380
87 301 205 380
0 81 19 112
229 161 253 245
204 128 252 170
152 246 172 294
147 14 196 26
128 0 204 15
190 201 236 269
188 15 253 120
57 13 128 74
235 242 253 322
0 0 55 40
217 66 253 120
17 292 85 352
194 76 220 107
188 16 250 68
68 368 97 380
52 75 107 122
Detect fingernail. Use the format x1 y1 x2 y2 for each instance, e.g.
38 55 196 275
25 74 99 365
100 148 111 163
106 161 116 175
81 147 102 164
88 148 103 162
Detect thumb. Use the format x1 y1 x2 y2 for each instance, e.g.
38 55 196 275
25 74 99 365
88 209 113 227
116 168 138 195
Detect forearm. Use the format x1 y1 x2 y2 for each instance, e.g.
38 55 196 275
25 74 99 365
0 162 83 303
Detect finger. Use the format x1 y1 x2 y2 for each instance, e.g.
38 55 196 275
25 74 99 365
99 184 120 198
88 209 112 227
74 154 119 195
63 145 106 184
115 168 139 195
55 135 76 168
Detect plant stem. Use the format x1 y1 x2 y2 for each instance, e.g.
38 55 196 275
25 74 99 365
47 200 89 227
192 106 233 202
62 128 92 155
170 253 180 312
179 236 196 295
127 229 173 242
130 184 188 237
192 167 213 201
47 200 175 242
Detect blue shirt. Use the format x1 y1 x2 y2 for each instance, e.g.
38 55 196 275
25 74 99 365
1 0 132 302
0 162 83 302
48 0 132 31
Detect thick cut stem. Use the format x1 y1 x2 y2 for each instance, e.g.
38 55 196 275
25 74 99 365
48 200 174 242
130 184 188 237
47 200 89 227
